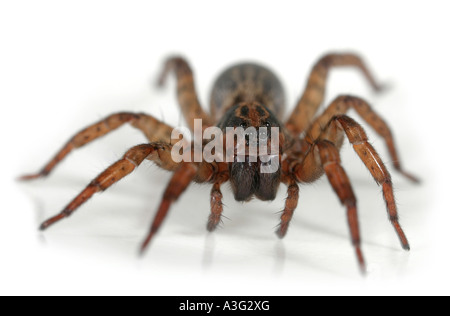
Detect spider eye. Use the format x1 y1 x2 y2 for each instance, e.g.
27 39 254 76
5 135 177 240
239 122 248 128
264 121 271 127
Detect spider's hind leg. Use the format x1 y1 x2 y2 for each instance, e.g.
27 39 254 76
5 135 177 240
157 56 213 131
285 53 384 136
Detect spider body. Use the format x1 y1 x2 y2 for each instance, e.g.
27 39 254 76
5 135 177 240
210 62 286 120
20 53 419 273
211 63 288 202
217 102 284 202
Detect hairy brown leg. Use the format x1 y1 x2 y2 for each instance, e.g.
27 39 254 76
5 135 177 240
140 162 198 253
321 115 410 251
39 143 179 230
316 140 365 272
290 141 365 271
19 112 174 180
207 169 229 232
158 56 213 130
275 177 299 238
285 53 383 136
305 95 419 183
208 182 224 232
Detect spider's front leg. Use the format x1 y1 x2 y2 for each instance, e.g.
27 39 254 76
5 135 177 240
39 142 179 230
141 159 216 253
289 111 414 271
291 140 366 272
276 176 300 238
207 165 229 232
297 114 410 251
324 115 410 251
316 140 365 270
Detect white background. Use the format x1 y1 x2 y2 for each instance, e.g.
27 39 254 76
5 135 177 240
1 0 448 295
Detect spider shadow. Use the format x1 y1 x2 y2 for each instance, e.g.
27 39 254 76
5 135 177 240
201 233 216 271
199 225 359 278
271 240 286 276
294 218 402 253
24 195 48 245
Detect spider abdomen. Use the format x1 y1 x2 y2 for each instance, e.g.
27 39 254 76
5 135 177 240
209 63 286 121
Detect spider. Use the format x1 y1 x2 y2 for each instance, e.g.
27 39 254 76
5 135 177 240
20 53 419 273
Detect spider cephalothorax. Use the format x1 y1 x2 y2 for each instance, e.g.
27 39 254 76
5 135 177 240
20 54 419 273
218 102 285 202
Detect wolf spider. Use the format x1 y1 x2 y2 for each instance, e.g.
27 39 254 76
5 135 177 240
20 53 418 273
